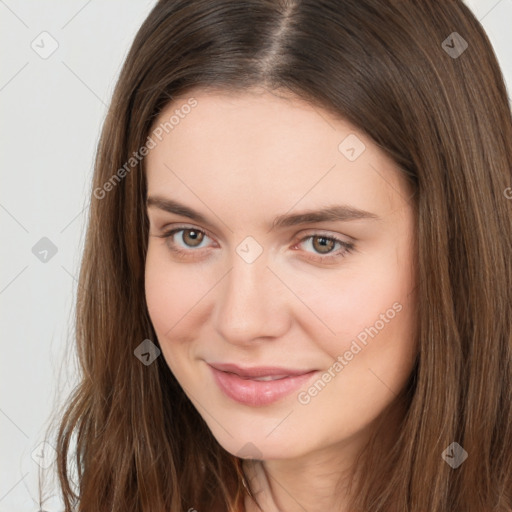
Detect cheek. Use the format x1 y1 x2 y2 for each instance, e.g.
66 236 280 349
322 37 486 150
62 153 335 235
288 266 416 444
144 251 198 361
144 251 197 380
291 246 415 356
296 249 417 413
315 241 416 409
144 247 221 374
144 246 203 331
144 251 176 331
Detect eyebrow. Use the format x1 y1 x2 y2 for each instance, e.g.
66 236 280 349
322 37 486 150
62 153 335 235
146 195 380 230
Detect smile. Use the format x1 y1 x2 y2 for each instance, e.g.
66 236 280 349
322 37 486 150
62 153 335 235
207 363 319 406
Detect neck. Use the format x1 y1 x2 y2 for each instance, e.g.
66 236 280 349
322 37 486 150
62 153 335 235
243 445 358 511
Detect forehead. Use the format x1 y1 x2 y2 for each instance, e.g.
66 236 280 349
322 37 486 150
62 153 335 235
145 88 411 222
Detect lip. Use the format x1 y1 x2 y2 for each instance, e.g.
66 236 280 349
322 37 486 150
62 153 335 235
208 362 318 406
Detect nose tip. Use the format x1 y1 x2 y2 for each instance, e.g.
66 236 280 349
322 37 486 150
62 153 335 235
213 256 291 346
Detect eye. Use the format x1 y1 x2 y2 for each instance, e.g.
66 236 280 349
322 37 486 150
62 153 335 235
156 226 215 257
293 233 355 263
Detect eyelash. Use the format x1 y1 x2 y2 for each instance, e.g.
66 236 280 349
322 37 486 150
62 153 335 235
155 225 356 263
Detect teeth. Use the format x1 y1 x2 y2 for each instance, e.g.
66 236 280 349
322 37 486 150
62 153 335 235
251 375 288 381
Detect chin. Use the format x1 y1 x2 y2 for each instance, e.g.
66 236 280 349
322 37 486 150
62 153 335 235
211 430 306 461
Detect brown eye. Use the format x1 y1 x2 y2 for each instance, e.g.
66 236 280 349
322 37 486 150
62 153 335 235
158 227 212 256
311 236 336 254
181 229 204 247
295 233 355 263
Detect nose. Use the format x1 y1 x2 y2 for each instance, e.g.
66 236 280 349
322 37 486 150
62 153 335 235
214 249 291 346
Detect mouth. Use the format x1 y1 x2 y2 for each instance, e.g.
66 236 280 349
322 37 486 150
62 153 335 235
207 362 319 406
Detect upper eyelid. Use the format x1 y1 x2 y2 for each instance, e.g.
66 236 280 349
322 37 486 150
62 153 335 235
160 224 218 245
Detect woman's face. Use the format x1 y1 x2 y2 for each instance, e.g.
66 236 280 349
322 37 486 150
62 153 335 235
145 87 417 461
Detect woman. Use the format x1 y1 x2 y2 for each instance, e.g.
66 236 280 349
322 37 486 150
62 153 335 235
47 0 512 510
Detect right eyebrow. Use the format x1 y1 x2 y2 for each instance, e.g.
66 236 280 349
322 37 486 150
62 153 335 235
147 196 210 225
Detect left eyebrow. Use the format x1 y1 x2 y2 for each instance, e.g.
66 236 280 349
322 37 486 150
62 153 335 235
271 205 381 230
146 195 381 231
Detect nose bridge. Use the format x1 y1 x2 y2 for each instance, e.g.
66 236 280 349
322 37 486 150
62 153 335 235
214 244 289 343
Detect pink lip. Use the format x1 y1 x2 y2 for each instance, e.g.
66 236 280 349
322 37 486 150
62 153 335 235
208 362 318 406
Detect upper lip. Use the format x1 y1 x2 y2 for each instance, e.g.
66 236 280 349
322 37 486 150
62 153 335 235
208 362 316 379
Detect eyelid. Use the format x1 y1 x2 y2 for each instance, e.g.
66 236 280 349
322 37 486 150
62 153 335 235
291 231 356 261
157 223 219 246
293 228 354 244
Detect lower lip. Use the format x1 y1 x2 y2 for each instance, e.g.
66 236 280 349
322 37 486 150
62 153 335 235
209 366 318 406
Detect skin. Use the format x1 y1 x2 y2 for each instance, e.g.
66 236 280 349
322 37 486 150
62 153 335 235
144 87 418 511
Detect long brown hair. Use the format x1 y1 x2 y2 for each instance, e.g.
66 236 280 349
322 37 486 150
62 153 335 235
44 0 512 510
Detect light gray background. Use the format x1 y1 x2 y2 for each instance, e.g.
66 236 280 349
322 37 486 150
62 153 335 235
1 1 511 510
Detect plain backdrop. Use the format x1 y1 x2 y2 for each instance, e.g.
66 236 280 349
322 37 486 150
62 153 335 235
1 1 511 510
